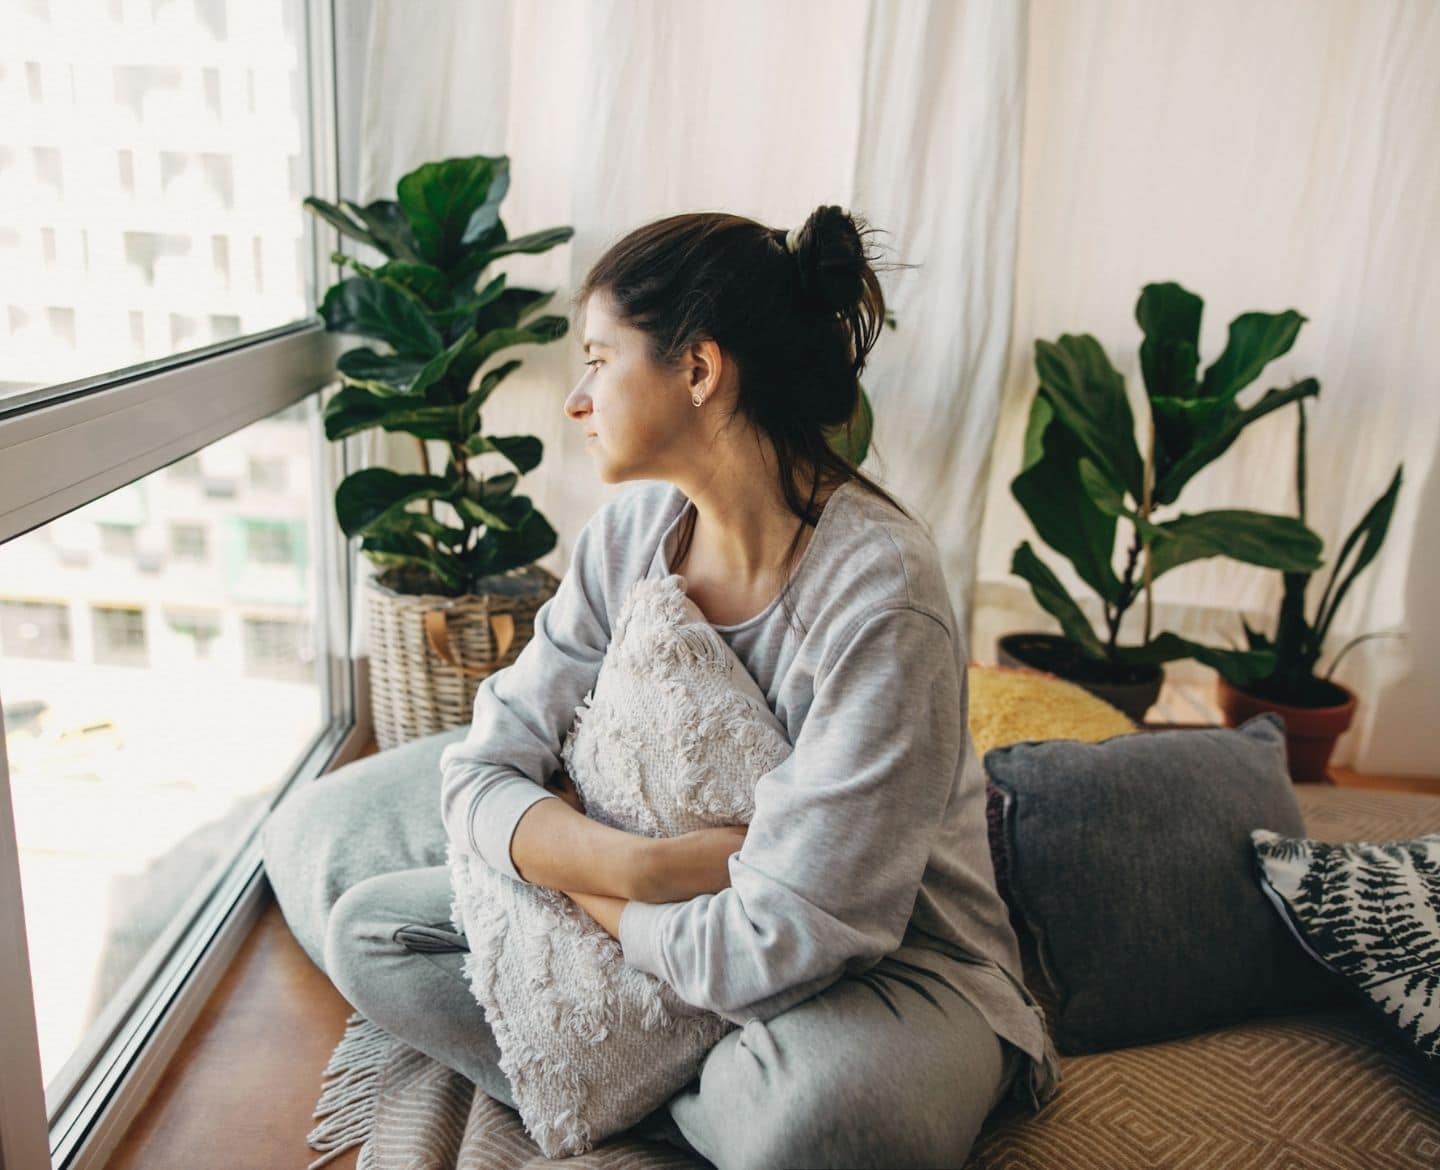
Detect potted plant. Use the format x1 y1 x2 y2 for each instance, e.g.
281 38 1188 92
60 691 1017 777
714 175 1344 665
304 154 576 748
1214 399 1403 781
1002 281 1325 721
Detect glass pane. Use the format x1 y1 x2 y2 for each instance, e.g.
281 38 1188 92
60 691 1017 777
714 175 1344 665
0 0 315 407
0 396 328 1097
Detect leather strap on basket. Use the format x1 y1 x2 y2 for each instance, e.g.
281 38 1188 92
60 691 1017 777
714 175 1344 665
422 609 516 677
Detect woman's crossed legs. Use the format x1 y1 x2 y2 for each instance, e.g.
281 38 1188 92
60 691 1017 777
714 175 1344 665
325 865 1019 1170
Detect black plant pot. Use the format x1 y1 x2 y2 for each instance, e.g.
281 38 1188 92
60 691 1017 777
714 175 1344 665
996 632 1164 723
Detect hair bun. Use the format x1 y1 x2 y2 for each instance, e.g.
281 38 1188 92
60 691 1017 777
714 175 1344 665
789 205 866 316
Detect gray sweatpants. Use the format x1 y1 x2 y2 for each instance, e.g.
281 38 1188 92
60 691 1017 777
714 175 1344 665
262 731 1020 1170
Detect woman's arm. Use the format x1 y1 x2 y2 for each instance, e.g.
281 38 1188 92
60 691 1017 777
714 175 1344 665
509 794 656 900
515 769 749 903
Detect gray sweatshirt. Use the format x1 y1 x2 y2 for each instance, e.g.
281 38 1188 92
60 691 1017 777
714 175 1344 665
439 477 1062 1111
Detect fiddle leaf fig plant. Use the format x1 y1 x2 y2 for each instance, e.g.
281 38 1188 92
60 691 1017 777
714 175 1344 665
304 153 572 595
1010 281 1327 684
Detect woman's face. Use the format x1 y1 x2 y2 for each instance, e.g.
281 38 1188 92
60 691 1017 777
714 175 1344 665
565 289 702 484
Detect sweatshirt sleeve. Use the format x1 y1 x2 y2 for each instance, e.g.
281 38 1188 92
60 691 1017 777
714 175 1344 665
438 509 611 883
617 603 961 1025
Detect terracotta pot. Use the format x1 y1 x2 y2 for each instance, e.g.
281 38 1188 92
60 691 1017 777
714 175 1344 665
1215 675 1357 784
996 632 1164 723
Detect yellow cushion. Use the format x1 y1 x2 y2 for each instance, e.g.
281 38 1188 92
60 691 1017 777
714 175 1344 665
967 663 1135 757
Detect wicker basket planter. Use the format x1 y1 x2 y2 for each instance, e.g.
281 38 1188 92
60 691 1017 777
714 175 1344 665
366 563 561 750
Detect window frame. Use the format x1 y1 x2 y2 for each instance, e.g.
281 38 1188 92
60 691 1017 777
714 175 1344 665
0 2 369 1166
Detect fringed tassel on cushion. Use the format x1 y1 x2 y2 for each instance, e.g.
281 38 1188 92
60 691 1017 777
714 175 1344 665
305 1010 394 1168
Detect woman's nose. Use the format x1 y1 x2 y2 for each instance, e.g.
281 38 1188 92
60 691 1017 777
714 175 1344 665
564 383 590 421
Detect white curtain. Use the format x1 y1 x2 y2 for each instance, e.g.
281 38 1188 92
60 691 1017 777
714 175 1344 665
346 0 1438 774
344 0 1027 675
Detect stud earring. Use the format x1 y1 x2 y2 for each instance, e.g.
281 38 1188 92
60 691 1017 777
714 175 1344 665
692 393 703 406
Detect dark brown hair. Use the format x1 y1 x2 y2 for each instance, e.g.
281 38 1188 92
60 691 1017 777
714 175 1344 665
570 205 917 635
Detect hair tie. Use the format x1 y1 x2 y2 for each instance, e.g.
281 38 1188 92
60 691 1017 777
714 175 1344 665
785 225 802 253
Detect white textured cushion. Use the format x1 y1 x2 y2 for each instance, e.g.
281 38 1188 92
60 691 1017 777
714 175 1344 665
446 572 793 1157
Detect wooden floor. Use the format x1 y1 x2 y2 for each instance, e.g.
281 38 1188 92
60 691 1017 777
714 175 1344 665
106 898 363 1170
105 725 1438 1169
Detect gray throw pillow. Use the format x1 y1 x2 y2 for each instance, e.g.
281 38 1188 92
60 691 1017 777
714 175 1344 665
984 712 1349 1054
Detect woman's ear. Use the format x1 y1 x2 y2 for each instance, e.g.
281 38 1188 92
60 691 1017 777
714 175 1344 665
687 337 725 398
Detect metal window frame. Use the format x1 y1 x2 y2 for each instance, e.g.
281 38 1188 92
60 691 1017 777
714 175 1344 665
0 2 367 1167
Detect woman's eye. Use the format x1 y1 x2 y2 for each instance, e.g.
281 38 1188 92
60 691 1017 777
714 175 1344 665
584 358 602 371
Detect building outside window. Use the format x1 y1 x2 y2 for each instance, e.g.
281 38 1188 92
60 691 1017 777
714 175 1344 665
91 605 148 667
164 608 222 659
170 522 208 561
248 455 288 492
97 523 138 558
245 519 299 566
0 599 73 660
167 455 203 481
241 616 312 682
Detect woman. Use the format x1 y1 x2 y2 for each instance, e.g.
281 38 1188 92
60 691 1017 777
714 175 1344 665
316 206 1061 1169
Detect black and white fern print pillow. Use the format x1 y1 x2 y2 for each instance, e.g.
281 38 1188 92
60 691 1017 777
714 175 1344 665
1252 828 1440 1066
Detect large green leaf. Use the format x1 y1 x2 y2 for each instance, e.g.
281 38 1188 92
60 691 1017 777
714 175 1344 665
458 360 523 424
339 199 423 262
1198 309 1307 401
1010 542 1105 657
359 530 463 593
1033 334 1145 499
460 156 511 246
474 287 558 334
478 226 576 263
453 490 533 532
396 157 506 269
1153 377 1319 505
322 386 463 442
461 507 559 582
409 326 483 404
319 276 442 358
354 259 451 310
1136 282 1203 400
464 432 543 474
1136 509 1324 579
1011 395 1122 601
1312 464 1404 648
335 468 453 537
430 272 508 338
467 317 569 371
478 472 519 502
304 196 381 252
1110 632 1277 685
335 347 428 395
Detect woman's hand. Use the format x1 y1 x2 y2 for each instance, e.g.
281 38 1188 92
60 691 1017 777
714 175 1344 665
635 824 750 904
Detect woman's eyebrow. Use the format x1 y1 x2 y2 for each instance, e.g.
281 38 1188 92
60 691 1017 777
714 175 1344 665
582 338 612 352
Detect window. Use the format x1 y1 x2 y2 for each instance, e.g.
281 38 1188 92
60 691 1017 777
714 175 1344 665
170 523 208 561
245 520 299 566
97 523 138 558
0 600 73 660
1 393 351 1167
164 608 222 660
0 1 354 1163
1 0 316 414
91 605 148 666
242 616 313 682
168 455 203 481
248 454 289 492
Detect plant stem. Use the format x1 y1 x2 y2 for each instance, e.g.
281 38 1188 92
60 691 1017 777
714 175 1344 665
416 437 435 520
1142 412 1155 644
1110 528 1141 654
